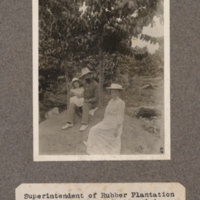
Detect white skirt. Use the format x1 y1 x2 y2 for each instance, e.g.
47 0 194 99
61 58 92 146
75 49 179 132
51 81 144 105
70 96 84 107
86 118 122 155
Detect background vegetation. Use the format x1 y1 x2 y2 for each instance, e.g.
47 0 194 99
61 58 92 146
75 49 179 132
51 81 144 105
39 0 164 122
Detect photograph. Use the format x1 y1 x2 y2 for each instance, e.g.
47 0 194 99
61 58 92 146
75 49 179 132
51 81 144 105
33 0 170 161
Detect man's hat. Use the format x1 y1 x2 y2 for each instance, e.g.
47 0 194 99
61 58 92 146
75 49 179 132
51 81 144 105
106 83 124 90
79 67 92 78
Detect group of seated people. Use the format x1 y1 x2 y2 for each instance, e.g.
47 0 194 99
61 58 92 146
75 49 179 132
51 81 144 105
61 67 125 155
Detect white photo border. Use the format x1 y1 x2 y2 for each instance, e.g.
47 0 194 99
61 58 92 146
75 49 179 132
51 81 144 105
33 0 170 161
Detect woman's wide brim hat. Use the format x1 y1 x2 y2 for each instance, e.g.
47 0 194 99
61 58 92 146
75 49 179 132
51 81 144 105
79 67 92 78
71 77 80 84
106 83 124 90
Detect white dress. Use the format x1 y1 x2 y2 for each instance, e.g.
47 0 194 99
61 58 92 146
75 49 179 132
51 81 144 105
86 97 125 155
70 87 84 107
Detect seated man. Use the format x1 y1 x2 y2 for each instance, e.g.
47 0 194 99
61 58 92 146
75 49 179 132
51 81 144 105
62 67 99 132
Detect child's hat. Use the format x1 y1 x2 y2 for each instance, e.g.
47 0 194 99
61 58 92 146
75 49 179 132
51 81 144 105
106 83 124 90
71 77 80 83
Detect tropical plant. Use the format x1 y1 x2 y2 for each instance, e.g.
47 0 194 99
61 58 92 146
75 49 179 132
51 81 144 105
39 0 164 105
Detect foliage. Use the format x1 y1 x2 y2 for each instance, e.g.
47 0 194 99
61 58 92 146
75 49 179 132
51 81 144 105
70 49 163 88
39 0 164 96
81 0 163 54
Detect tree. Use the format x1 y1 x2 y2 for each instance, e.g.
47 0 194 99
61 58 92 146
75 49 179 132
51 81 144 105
39 0 87 102
39 0 164 106
77 0 164 105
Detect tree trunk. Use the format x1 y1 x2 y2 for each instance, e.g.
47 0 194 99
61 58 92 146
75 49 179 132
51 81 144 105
63 60 70 106
138 75 142 101
99 48 104 107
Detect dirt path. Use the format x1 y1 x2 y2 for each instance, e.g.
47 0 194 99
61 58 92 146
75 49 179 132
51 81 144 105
39 108 164 155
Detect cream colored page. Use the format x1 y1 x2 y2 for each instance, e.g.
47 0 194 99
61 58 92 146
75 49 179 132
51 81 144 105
16 183 185 200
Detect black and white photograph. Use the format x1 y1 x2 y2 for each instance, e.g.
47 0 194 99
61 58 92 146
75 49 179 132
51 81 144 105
33 0 170 161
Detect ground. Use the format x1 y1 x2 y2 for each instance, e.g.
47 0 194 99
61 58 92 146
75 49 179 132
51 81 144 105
39 77 164 155
39 108 164 155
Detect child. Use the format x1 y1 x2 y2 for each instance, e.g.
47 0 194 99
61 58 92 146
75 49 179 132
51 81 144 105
69 78 84 107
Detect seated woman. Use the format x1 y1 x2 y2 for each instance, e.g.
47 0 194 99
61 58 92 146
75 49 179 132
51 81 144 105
69 77 84 107
84 83 125 155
